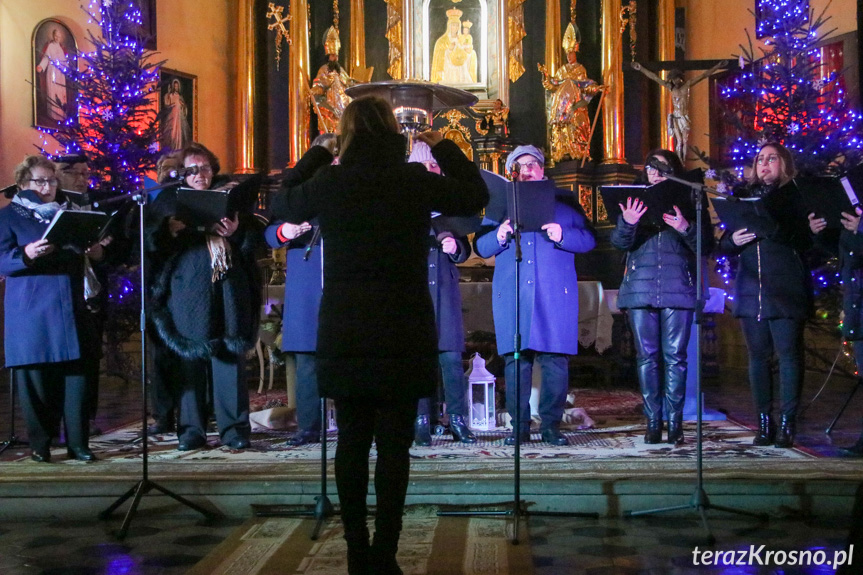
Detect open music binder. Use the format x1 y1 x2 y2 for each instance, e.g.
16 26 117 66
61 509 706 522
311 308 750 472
797 163 863 228
175 174 262 230
480 170 555 232
41 209 111 249
600 179 697 227
709 196 782 238
431 213 483 238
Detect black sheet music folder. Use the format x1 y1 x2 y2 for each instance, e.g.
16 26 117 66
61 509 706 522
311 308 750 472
41 209 111 249
797 163 863 228
480 170 555 232
600 180 696 227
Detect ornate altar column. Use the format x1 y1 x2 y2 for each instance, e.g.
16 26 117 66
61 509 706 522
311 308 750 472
601 0 626 164
350 0 368 79
658 0 675 152
236 0 257 172
545 0 561 80
289 0 311 163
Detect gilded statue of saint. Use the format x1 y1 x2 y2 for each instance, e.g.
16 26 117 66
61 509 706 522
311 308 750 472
430 8 477 85
631 60 727 161
538 23 602 162
311 26 358 133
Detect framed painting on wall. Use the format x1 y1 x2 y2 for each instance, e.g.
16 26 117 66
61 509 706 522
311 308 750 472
423 0 487 90
159 68 197 153
122 0 157 50
32 18 77 130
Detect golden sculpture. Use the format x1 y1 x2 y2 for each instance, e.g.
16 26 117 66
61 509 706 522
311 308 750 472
631 59 726 161
384 0 403 79
431 9 477 84
310 26 359 134
265 2 291 71
538 23 602 162
507 0 526 82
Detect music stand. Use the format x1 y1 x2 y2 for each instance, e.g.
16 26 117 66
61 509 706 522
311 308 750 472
623 171 767 543
439 174 598 543
96 182 219 540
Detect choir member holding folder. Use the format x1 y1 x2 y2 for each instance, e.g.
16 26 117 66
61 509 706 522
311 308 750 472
145 143 260 452
0 155 108 462
716 142 820 448
610 149 713 445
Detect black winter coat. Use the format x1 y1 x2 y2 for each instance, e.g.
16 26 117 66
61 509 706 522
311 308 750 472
145 188 262 360
717 181 812 320
269 134 488 401
611 207 714 310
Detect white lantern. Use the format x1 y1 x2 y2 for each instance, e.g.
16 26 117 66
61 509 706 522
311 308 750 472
465 352 496 431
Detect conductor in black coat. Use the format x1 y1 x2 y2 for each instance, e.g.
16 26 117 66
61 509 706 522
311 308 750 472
269 96 488 575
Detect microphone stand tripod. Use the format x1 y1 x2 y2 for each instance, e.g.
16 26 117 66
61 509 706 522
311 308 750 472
439 173 597 543
96 182 219 540
624 171 767 544
254 231 336 540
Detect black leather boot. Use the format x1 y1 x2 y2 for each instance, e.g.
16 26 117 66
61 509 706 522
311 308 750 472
413 415 431 446
346 531 371 575
449 414 477 444
643 419 662 444
753 412 774 446
774 414 795 448
370 535 403 575
666 417 684 446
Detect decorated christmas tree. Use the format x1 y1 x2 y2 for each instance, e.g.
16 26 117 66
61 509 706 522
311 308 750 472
38 0 163 195
716 1 863 176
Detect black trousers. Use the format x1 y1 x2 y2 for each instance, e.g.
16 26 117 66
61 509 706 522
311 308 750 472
177 351 250 444
504 351 568 433
739 317 805 418
629 308 693 422
334 393 416 549
149 336 183 427
417 350 468 418
15 361 88 452
295 352 322 432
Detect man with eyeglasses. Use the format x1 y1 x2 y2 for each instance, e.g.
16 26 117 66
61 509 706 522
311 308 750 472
475 145 596 446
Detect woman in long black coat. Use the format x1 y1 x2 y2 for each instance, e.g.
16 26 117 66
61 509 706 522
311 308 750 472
269 96 488 575
146 143 260 451
717 142 816 448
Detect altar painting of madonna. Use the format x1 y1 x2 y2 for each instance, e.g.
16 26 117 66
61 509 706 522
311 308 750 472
424 0 486 88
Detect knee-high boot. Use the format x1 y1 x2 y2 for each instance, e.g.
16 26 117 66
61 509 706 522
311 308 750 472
637 361 663 444
665 363 686 446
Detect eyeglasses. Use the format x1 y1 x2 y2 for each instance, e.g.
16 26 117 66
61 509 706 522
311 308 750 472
188 164 214 175
29 178 59 187
517 160 543 170
756 154 780 166
645 164 668 173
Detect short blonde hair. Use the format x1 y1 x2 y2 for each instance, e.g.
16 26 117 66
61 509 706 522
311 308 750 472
14 155 56 188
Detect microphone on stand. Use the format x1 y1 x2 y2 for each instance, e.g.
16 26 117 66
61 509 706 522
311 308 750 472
304 226 322 261
646 157 673 175
168 165 201 179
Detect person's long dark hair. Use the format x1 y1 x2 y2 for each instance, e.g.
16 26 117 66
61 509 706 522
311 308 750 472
337 96 400 155
635 148 684 184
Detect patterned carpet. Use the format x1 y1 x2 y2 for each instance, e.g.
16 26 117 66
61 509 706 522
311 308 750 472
188 508 533 575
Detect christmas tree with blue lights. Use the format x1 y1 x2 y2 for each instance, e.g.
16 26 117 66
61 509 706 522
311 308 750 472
718 0 863 176
39 0 163 195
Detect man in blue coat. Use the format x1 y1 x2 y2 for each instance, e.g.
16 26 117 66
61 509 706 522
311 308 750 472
475 145 596 445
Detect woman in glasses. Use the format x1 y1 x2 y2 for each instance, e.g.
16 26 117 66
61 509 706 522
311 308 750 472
0 155 106 462
717 142 819 448
611 149 713 445
145 142 260 452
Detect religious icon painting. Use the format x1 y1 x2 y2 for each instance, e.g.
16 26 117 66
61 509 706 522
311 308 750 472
32 19 78 130
158 68 197 153
423 0 486 88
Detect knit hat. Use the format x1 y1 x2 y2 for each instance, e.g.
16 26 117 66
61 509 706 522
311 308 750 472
505 145 545 174
408 141 435 164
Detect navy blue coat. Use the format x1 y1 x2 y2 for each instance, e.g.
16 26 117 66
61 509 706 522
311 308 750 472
428 232 469 352
611 210 713 310
717 181 812 320
0 200 88 366
263 224 322 352
475 192 596 355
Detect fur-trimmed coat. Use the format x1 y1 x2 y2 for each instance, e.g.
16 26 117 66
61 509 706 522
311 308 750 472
145 188 262 360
